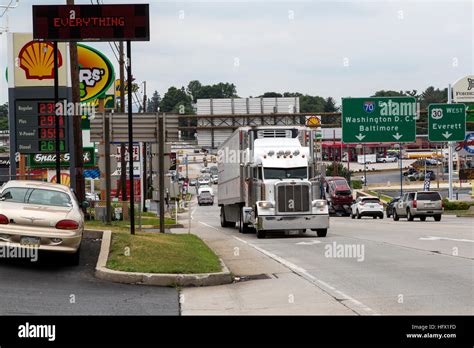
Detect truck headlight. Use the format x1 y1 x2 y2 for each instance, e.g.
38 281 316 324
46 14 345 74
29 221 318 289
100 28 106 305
258 201 274 209
312 200 327 208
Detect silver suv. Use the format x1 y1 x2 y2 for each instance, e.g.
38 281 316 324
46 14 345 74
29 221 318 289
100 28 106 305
393 191 443 222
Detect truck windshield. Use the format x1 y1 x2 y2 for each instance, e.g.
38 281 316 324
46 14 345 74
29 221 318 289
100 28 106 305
264 167 307 180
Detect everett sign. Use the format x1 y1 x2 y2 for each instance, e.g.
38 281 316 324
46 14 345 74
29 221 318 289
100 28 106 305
428 103 466 142
33 4 150 42
342 97 416 143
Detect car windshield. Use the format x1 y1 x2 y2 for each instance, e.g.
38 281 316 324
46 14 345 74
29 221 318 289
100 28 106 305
264 167 307 180
334 179 349 187
417 192 441 201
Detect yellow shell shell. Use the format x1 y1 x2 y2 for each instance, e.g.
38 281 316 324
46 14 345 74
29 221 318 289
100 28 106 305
19 41 63 80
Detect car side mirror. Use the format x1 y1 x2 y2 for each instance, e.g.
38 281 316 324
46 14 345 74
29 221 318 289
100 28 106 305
81 200 90 209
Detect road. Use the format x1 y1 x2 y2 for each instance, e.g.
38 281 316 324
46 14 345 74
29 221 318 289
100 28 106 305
0 233 179 315
189 190 474 314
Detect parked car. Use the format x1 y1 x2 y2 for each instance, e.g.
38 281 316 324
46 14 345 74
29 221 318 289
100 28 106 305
392 191 443 221
377 156 397 163
351 197 384 219
385 196 400 218
0 180 87 265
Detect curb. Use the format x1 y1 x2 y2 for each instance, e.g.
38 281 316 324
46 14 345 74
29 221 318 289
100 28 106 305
94 230 233 287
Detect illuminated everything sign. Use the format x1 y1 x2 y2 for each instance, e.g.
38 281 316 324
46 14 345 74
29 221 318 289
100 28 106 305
32 4 150 42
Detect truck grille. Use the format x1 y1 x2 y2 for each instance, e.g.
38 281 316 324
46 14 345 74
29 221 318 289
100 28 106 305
276 183 310 213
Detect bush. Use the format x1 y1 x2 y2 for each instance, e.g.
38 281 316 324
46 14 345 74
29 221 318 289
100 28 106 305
351 180 362 189
442 199 474 210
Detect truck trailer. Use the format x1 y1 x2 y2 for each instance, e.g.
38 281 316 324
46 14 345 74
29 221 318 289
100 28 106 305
217 126 329 239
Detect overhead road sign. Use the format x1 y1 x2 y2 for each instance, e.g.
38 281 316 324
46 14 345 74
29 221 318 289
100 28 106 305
342 97 417 143
428 103 466 142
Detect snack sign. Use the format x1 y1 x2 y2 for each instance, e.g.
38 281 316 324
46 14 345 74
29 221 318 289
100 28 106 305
78 44 114 103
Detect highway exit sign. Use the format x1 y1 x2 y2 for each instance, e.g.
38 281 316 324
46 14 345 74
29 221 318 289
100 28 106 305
428 104 466 142
342 97 416 143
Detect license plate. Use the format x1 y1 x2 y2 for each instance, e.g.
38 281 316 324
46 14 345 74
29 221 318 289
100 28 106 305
425 203 434 207
20 237 41 247
368 204 374 208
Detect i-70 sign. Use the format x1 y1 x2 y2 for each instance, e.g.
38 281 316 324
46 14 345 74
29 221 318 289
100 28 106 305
428 104 466 142
342 97 417 143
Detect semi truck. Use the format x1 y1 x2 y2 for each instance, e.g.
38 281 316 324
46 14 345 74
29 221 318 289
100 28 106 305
217 126 329 239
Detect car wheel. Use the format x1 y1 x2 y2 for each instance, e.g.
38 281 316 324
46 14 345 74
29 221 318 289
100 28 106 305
316 229 327 237
373 216 377 219
256 229 266 239
351 212 355 219
386 211 391 218
356 210 361 219
407 209 414 221
393 210 399 221
434 214 442 222
379 214 384 219
420 216 426 221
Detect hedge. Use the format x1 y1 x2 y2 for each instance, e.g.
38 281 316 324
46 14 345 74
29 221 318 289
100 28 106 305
442 199 474 211
351 180 362 189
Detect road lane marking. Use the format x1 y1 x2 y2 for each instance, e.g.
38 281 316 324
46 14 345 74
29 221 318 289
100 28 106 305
233 236 377 315
296 240 322 245
199 221 220 231
419 236 474 243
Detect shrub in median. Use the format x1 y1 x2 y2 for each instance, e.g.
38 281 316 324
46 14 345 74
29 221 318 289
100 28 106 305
442 199 474 211
352 180 362 189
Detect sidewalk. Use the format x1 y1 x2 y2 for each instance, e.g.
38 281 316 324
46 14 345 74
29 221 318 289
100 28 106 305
173 202 354 315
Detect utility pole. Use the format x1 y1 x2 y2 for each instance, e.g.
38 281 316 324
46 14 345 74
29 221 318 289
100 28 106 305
118 41 127 204
142 81 147 113
67 0 85 203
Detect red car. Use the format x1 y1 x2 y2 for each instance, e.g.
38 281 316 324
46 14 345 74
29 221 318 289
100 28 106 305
323 176 353 215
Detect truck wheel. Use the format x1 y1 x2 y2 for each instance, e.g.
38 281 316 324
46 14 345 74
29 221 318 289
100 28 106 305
434 214 442 222
256 229 266 239
220 206 235 228
239 210 250 234
351 212 355 219
316 229 327 237
419 216 426 221
356 210 361 219
393 210 399 221
407 209 414 221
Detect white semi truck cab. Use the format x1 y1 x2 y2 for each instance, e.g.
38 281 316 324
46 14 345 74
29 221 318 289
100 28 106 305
218 127 329 239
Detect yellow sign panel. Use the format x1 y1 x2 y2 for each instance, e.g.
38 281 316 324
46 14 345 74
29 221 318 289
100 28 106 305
306 116 321 127
12 33 68 87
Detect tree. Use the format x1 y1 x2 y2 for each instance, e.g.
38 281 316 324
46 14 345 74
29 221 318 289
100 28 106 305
372 90 406 97
146 90 161 112
186 80 238 102
259 92 283 98
323 97 339 112
0 103 8 130
419 86 447 109
159 87 193 113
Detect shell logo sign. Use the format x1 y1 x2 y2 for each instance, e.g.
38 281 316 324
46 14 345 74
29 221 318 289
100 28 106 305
306 115 321 127
18 41 63 80
78 44 114 103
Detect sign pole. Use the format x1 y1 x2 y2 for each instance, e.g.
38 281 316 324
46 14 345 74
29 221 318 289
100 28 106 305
399 143 403 197
127 40 135 235
448 84 454 200
53 41 61 184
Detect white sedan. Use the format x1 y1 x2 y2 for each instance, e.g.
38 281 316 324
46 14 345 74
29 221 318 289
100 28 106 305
351 197 384 219
0 180 87 265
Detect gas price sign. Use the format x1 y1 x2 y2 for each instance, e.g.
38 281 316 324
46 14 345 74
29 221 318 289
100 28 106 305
15 100 69 154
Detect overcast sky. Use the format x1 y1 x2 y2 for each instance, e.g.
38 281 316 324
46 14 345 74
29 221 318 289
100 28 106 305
0 0 472 105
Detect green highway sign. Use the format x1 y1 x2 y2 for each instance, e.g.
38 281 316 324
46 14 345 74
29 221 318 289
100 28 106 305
342 97 416 143
428 103 466 142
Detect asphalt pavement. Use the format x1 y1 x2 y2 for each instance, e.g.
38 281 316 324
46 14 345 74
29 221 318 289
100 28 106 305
182 190 474 315
0 234 179 315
